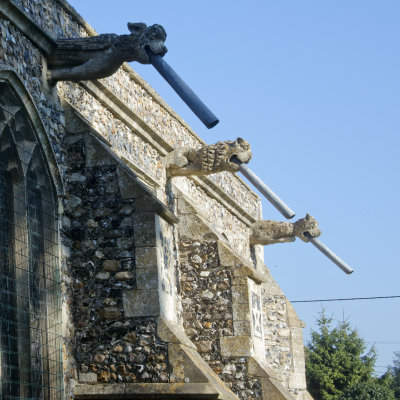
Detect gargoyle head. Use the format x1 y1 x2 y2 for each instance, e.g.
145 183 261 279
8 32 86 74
127 22 167 63
224 137 252 171
293 214 321 242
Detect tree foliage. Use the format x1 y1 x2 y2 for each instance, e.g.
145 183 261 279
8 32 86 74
305 311 377 400
382 351 400 399
336 380 395 400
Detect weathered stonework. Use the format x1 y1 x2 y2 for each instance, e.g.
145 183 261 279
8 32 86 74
178 239 262 399
166 138 252 177
250 215 321 246
0 1 313 399
48 23 167 82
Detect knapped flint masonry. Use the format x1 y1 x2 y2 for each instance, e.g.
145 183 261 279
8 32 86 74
0 0 328 398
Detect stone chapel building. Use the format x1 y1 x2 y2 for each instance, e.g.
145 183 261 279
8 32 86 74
0 0 314 399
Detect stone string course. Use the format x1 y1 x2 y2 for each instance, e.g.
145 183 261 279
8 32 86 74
179 240 262 400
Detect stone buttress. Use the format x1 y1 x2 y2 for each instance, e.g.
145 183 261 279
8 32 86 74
0 1 314 399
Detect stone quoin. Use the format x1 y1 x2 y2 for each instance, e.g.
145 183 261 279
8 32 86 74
0 0 314 399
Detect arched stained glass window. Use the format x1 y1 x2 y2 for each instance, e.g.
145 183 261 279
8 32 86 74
0 82 63 400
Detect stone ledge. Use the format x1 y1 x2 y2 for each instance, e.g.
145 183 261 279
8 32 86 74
81 80 171 157
234 266 268 284
74 383 219 399
192 176 257 226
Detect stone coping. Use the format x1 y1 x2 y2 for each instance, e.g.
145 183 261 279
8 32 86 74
74 383 219 399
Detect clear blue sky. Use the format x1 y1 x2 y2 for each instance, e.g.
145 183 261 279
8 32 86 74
68 0 400 374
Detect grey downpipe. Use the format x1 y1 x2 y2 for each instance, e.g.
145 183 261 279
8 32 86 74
237 162 296 219
232 157 354 274
304 233 353 274
147 49 219 129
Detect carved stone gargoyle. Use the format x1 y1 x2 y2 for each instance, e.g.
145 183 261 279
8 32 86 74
47 22 167 82
165 138 252 177
250 214 321 245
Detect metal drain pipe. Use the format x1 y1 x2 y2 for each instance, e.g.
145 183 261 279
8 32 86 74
232 157 354 274
147 50 219 129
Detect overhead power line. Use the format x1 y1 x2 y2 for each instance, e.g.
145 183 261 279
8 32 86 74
291 295 400 303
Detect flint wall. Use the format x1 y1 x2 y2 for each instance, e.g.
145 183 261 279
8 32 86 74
0 1 312 399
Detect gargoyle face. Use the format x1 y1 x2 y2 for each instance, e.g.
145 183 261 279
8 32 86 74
227 137 253 168
144 24 168 57
293 214 321 242
127 22 167 64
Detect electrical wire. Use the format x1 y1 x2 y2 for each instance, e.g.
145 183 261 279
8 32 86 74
291 295 400 303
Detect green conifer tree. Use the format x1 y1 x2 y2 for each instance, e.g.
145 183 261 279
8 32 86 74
305 311 377 400
337 380 395 400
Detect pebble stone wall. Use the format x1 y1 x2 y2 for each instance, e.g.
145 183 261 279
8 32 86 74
62 135 170 384
0 1 312 399
178 239 263 400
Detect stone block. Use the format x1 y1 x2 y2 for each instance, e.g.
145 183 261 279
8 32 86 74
74 383 125 397
116 166 144 199
278 328 291 338
115 271 134 280
123 289 160 317
231 284 250 305
232 303 251 322
260 377 296 400
233 265 268 284
217 240 241 267
233 320 252 336
247 356 281 381
78 373 97 383
288 370 307 390
136 267 158 289
133 214 157 247
220 336 252 357
135 247 158 268
85 138 115 167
